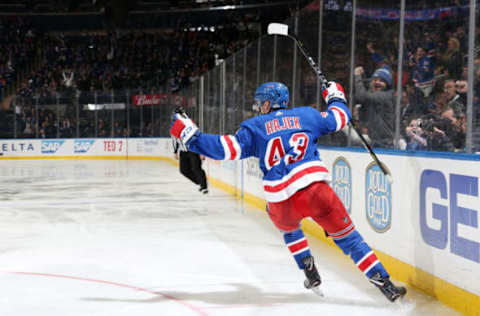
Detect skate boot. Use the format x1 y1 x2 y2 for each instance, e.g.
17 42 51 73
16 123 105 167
302 256 323 296
369 272 406 302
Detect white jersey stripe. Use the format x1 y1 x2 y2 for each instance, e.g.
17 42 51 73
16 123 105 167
329 223 355 237
330 106 348 131
363 260 380 275
220 135 242 160
263 171 330 202
356 250 374 266
331 109 343 131
229 135 242 160
263 160 328 186
219 136 231 160
286 237 306 247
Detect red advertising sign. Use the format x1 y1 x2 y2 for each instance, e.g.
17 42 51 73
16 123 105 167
132 94 188 107
132 94 168 106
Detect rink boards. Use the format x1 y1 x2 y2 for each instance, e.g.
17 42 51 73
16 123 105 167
1 137 479 315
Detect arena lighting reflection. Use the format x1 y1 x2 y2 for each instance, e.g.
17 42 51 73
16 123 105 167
86 103 125 110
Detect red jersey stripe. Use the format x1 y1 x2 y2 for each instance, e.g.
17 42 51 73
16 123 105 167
358 253 378 272
288 239 308 253
170 120 185 139
336 82 345 93
330 106 346 129
224 136 237 160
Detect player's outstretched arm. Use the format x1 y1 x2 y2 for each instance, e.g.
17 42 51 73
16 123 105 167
169 107 253 161
320 81 351 133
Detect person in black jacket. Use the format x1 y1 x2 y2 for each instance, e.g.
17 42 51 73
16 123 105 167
172 138 208 194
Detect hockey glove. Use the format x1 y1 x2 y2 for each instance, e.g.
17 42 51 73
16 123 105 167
169 109 199 148
321 81 347 105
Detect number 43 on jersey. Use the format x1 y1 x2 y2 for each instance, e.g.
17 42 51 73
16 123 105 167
265 132 309 170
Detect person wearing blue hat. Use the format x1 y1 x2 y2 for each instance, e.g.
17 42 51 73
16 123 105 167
354 66 395 148
372 66 393 89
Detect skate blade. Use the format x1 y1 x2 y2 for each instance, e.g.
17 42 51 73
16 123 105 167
311 285 324 297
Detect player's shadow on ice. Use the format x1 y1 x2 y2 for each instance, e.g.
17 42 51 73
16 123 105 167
82 282 388 308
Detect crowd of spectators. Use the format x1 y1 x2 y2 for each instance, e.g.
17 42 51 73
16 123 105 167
8 11 259 138
3 0 480 154
343 1 480 152
0 16 41 99
18 18 257 98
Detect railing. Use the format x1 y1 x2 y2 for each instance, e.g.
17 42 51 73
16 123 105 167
2 83 199 140
198 0 480 154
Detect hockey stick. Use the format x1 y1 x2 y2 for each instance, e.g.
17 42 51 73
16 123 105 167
267 23 391 177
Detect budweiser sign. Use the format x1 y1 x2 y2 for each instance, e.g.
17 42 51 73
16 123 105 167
133 94 168 106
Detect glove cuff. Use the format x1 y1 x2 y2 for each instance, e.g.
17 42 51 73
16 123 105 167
184 129 200 146
180 124 199 145
327 97 347 105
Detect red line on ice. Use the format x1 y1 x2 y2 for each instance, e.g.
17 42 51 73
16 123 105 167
10 271 208 316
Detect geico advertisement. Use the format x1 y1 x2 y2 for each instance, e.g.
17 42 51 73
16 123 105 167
420 169 479 263
316 149 480 295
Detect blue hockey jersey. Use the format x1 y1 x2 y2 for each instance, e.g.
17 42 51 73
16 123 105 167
188 101 351 202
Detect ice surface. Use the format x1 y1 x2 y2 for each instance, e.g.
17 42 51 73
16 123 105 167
0 160 460 316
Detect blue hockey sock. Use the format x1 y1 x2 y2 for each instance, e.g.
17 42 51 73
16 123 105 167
333 230 388 279
283 229 311 269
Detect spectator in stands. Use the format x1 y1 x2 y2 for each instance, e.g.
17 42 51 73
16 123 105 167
404 117 427 151
454 79 469 107
441 107 465 151
418 113 456 152
354 65 395 148
300 70 317 107
427 91 448 116
23 119 34 138
62 69 75 88
114 120 123 137
405 81 429 115
438 37 463 80
398 88 429 149
443 79 465 117
409 46 435 97
98 119 107 137
453 26 467 52
474 60 480 104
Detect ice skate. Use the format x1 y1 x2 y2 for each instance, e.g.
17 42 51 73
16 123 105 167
302 256 323 296
369 272 406 302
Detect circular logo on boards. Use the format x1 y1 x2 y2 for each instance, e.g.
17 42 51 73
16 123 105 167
332 157 352 214
365 161 392 232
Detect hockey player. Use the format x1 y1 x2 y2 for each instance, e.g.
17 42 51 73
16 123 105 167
170 81 406 302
